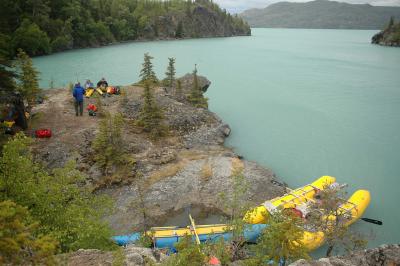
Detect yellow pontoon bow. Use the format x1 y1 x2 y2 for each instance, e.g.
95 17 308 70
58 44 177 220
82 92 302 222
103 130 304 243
244 176 336 224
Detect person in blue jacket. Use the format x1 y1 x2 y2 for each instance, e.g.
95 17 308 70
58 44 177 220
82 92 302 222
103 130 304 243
72 82 85 116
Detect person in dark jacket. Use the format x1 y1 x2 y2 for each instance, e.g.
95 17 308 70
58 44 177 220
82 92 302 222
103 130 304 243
97 78 108 91
72 82 85 116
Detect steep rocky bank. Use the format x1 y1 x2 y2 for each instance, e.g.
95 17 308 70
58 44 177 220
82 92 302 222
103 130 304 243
31 74 286 236
372 21 400 47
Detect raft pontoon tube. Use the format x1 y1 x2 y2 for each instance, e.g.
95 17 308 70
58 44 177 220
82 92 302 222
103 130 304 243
243 176 337 224
113 224 267 250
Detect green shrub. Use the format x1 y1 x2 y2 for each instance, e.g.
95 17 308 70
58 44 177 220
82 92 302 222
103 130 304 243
0 134 116 252
0 200 57 265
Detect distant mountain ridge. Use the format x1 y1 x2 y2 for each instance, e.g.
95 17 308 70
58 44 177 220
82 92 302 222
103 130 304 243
240 0 400 29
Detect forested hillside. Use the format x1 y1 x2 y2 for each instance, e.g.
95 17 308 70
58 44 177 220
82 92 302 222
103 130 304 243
0 0 250 57
240 0 400 29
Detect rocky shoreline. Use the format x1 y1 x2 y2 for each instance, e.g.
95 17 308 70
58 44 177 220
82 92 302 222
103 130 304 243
31 74 286 236
372 21 400 47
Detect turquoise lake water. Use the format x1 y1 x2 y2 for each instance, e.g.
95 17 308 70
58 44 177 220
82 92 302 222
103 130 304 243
33 28 400 250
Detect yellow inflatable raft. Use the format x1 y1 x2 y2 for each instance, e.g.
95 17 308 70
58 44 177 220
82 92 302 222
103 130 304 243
300 189 371 250
244 176 337 224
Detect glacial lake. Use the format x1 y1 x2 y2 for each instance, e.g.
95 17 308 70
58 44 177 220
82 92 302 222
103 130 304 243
33 28 400 252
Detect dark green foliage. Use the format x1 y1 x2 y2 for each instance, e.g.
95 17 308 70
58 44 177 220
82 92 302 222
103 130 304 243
162 235 206 266
92 112 129 174
0 200 57 265
14 49 40 107
245 210 310 266
0 134 116 252
0 37 16 99
137 82 167 139
165 57 176 88
1 0 250 56
187 66 208 109
140 53 158 84
175 21 184 38
12 19 50 56
388 16 395 28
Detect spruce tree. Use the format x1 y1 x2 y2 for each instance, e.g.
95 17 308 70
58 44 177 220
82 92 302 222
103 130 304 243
0 54 16 100
165 57 176 88
176 79 183 99
187 65 208 108
137 81 166 139
139 53 158 84
14 49 40 107
92 112 127 174
388 16 394 28
247 210 310 265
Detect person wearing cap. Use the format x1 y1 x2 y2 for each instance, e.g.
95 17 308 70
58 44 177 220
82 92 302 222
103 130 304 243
97 77 108 90
85 79 94 89
72 82 85 116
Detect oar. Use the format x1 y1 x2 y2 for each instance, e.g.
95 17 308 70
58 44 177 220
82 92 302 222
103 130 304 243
361 218 383 225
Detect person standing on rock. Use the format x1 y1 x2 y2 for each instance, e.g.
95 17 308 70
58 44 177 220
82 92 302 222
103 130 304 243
72 82 85 116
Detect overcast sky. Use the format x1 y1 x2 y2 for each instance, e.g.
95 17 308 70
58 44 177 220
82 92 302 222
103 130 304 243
214 0 400 13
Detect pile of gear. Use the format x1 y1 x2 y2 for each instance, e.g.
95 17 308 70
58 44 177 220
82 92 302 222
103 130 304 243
83 78 121 98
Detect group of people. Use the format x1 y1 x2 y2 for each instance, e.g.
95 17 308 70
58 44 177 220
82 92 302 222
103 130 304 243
72 78 108 116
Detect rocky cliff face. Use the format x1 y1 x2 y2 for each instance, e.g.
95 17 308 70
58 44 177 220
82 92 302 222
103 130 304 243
372 22 400 47
290 244 400 266
145 6 251 40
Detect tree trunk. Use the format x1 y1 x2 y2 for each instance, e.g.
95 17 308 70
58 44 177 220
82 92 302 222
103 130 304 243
326 245 334 257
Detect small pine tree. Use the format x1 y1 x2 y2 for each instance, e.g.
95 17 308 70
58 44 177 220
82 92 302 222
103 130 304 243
137 82 167 139
14 49 40 108
187 65 208 108
246 210 310 266
218 167 252 261
139 53 158 84
165 57 176 88
92 112 127 174
388 16 395 28
176 79 184 100
305 185 367 257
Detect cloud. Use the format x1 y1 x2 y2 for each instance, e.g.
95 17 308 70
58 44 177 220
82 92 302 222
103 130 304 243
213 0 400 13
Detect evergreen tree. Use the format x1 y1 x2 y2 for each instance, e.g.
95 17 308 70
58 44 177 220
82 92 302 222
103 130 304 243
246 210 310 266
175 21 184 38
176 79 183 99
92 112 127 174
139 53 158 84
187 65 208 108
14 49 40 107
305 185 367 257
137 81 166 139
388 16 395 28
0 200 57 265
0 36 17 100
165 57 176 88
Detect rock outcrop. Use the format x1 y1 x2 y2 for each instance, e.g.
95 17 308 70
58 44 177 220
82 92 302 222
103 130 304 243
58 246 168 266
32 74 286 236
290 244 400 266
372 21 400 47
